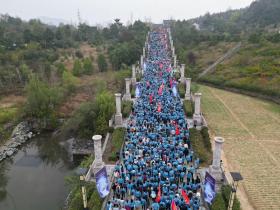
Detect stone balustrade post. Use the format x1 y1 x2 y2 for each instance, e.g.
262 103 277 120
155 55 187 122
92 135 104 168
185 78 191 100
180 64 186 84
123 78 131 101
173 55 177 68
209 137 225 190
193 93 202 127
131 65 136 84
114 93 123 126
172 47 175 57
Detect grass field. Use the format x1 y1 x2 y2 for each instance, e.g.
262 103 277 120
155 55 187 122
198 85 280 210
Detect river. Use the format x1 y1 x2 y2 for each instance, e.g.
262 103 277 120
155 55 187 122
0 134 76 210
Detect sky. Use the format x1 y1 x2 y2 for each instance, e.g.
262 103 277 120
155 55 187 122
0 0 255 26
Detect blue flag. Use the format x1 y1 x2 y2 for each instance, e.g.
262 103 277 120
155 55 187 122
136 85 141 97
172 85 178 97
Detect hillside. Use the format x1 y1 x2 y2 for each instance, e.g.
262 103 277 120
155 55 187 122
172 0 280 102
0 15 148 143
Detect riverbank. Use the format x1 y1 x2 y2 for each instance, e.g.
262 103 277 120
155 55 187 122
0 122 34 162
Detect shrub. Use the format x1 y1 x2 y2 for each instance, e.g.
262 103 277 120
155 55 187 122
83 57 94 75
97 54 108 72
0 107 18 125
108 127 114 133
183 100 194 117
62 71 78 95
122 101 133 118
201 126 212 151
75 50 83 58
25 75 62 124
178 83 185 98
210 193 226 210
72 60 83 76
108 128 125 161
210 185 241 210
62 91 114 138
131 87 135 98
189 128 212 165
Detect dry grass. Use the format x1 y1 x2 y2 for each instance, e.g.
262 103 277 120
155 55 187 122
198 85 280 210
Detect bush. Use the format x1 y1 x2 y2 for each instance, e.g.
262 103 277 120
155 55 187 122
189 128 212 165
108 128 125 161
83 57 94 74
0 107 18 125
178 83 185 98
75 50 83 58
131 87 135 98
210 185 241 210
97 54 108 72
62 71 78 95
25 75 62 126
122 101 133 118
62 91 114 138
210 193 226 210
72 60 83 76
108 127 115 133
201 127 212 151
183 100 194 117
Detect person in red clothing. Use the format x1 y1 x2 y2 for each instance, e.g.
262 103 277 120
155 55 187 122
149 94 153 104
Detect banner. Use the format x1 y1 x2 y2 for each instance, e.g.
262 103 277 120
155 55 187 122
95 167 110 198
172 85 178 97
204 172 216 204
135 85 141 97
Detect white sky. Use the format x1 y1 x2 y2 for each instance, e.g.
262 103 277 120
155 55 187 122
0 0 255 25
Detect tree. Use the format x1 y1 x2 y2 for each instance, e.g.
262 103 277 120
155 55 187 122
72 60 83 76
187 52 196 65
62 71 78 94
83 57 94 74
25 75 61 126
97 54 108 72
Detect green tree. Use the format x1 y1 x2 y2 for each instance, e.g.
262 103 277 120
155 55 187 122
97 54 108 72
56 62 66 77
83 57 94 74
25 75 61 126
72 59 83 76
62 71 78 94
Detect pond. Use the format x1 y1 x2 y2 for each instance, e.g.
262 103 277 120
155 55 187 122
0 134 76 210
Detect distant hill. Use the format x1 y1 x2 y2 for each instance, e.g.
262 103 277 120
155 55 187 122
172 0 280 102
38 16 71 26
190 0 280 32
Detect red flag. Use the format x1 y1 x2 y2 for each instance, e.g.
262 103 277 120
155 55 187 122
149 95 153 104
181 189 190 205
157 103 161 112
155 185 161 202
169 78 173 87
158 87 162 95
175 125 180 136
171 200 177 210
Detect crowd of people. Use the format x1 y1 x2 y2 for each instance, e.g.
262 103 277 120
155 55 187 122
107 28 202 210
